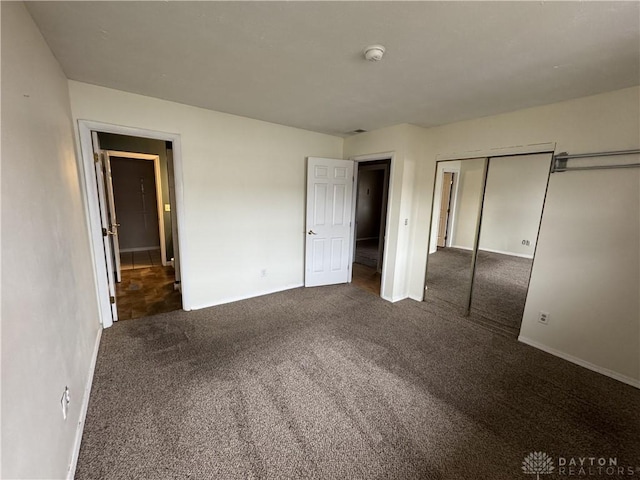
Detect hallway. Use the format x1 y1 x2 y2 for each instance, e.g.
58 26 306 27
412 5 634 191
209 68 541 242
115 265 182 320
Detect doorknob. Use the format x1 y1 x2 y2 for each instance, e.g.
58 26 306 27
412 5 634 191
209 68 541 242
308 230 317 235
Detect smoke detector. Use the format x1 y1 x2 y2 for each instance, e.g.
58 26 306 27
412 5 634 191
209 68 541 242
363 45 386 62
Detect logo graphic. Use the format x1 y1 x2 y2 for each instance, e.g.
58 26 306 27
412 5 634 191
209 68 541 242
523 452 555 479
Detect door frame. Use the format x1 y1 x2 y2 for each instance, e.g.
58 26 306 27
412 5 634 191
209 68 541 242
76 120 190 328
106 150 167 267
348 152 395 299
442 171 459 247
438 165 461 249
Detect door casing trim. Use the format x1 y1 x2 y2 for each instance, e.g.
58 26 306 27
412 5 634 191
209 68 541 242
348 152 395 301
76 119 190 328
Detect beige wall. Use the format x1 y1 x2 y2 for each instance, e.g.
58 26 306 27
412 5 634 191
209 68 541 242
344 124 427 301
1 3 102 478
432 154 551 256
478 154 550 257
408 86 640 385
68 81 343 310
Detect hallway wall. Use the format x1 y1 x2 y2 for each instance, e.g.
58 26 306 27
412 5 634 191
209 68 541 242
1 3 101 478
98 132 174 261
110 157 162 251
68 81 343 310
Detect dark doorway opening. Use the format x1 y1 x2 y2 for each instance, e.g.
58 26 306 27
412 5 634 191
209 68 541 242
96 132 182 320
352 159 391 295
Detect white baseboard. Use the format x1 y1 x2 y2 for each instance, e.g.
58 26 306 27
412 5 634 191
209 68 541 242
446 245 533 259
67 327 102 479
119 246 160 253
450 244 473 251
480 247 533 259
189 283 305 311
518 335 640 389
389 292 409 303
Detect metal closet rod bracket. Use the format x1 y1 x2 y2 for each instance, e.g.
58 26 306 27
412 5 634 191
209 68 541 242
552 149 640 173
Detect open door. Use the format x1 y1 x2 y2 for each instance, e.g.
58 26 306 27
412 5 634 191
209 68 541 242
91 132 119 323
102 151 122 282
305 157 354 287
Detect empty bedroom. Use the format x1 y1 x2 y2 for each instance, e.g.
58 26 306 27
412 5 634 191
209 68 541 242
2 2 639 480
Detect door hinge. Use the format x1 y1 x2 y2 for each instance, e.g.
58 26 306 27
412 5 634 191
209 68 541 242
102 227 108 237
94 153 100 163
110 296 115 304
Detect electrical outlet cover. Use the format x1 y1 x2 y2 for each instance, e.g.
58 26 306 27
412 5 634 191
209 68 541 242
538 311 550 324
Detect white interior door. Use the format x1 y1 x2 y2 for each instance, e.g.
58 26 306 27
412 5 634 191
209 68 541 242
91 132 118 322
305 157 354 287
102 152 122 282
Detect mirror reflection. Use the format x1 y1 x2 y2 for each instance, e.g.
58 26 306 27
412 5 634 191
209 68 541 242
425 158 486 312
425 153 551 337
470 154 550 335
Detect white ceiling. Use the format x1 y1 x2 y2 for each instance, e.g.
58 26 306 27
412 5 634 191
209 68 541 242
26 1 640 137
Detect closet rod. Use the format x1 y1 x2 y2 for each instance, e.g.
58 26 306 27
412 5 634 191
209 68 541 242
552 149 640 173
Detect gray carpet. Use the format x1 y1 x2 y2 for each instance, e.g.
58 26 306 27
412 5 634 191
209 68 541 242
425 248 533 337
76 284 640 479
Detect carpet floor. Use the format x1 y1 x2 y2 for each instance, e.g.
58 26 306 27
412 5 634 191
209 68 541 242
425 248 533 337
76 284 640 479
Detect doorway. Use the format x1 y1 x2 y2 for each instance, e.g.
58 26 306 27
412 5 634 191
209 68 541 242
437 171 456 248
351 158 391 295
91 131 183 322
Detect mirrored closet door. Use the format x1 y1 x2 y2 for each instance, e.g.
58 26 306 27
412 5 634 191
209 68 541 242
424 153 552 336
424 158 487 313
